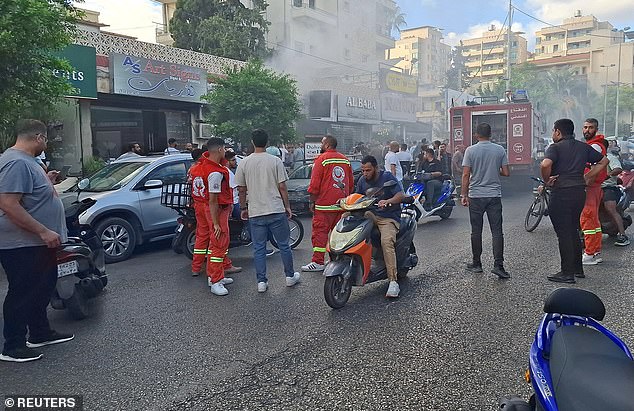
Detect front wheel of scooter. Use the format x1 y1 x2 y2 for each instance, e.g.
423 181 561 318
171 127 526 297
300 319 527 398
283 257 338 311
324 276 351 309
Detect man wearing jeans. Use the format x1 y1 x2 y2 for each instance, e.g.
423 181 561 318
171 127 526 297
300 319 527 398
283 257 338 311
461 123 511 279
235 129 300 292
0 120 74 362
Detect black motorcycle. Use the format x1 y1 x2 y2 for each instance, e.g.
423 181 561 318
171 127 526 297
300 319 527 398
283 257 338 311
162 183 304 260
53 179 107 320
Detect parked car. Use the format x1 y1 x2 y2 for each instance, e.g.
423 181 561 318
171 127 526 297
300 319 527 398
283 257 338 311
62 154 193 263
286 160 362 214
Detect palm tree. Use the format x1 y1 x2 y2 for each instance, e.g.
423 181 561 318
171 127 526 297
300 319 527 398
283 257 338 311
387 5 407 35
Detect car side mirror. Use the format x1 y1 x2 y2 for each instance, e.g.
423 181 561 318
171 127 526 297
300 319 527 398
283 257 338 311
143 179 163 190
78 178 90 191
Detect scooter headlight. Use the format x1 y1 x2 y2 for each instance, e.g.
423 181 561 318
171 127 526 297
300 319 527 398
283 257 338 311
329 227 363 251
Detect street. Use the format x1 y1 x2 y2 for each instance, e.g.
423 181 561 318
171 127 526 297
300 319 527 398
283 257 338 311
1 177 633 410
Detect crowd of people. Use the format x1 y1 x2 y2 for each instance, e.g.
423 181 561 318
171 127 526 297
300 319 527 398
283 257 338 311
0 116 631 363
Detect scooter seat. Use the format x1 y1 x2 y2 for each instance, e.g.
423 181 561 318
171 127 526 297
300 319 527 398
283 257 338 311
549 325 634 411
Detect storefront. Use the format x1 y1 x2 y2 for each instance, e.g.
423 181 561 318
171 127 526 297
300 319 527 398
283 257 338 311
89 53 207 160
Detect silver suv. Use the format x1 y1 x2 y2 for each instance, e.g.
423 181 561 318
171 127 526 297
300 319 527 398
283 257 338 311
62 154 193 263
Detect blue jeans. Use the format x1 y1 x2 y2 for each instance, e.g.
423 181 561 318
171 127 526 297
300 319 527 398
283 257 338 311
250 213 294 282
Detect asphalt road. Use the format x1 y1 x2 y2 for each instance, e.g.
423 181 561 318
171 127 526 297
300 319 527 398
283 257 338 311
1 176 633 410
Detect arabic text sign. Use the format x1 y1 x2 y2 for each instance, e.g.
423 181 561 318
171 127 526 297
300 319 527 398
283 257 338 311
304 142 322 160
380 69 418 95
111 53 207 102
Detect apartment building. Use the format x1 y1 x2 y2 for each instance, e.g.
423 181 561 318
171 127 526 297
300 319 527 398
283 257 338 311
386 26 451 86
461 26 528 88
534 13 620 60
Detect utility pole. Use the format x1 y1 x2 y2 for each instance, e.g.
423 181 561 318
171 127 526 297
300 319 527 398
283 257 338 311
614 26 631 138
505 0 512 93
601 64 615 132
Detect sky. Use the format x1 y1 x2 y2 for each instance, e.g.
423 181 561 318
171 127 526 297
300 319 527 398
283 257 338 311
76 0 633 50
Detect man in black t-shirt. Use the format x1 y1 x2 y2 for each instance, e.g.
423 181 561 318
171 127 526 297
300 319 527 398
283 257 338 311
540 119 608 283
418 148 444 210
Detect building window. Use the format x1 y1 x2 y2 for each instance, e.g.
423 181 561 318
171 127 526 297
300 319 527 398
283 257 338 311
344 49 351 59
308 0 315 9
292 0 302 7
581 66 587 75
361 54 368 63
553 44 559 52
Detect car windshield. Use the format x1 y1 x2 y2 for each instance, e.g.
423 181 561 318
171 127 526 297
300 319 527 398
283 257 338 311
82 162 149 192
289 164 313 179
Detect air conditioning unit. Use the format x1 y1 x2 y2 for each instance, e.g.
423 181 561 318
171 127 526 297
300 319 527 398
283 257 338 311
200 123 213 138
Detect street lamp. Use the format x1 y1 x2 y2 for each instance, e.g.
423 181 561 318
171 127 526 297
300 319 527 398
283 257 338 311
612 26 632 138
600 63 615 133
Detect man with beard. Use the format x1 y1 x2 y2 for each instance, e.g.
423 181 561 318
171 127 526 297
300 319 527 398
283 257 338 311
580 118 608 265
115 142 143 161
0 120 74 362
302 135 353 272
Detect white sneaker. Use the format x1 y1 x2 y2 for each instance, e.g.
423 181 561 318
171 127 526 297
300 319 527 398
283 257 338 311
286 272 301 287
301 262 325 272
209 277 234 286
257 281 268 293
210 282 229 296
582 253 603 265
385 281 400 298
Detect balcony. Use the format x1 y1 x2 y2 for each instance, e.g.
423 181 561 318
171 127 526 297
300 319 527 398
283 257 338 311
290 3 338 26
465 60 481 68
482 57 504 65
375 25 395 49
155 23 174 46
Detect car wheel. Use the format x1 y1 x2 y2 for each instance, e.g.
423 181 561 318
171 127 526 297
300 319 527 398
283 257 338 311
95 217 137 263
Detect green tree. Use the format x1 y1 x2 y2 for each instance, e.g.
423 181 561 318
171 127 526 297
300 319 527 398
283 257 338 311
203 60 302 146
170 0 270 61
0 0 82 150
387 5 407 34
593 85 634 137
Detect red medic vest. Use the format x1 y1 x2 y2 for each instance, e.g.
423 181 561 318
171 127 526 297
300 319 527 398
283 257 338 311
584 135 608 186
190 152 233 205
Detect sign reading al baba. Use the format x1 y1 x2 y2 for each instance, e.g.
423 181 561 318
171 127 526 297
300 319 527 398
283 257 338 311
337 94 380 123
111 53 207 102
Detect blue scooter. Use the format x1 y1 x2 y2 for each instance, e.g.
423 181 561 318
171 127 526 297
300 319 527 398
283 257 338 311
404 173 456 222
500 288 634 411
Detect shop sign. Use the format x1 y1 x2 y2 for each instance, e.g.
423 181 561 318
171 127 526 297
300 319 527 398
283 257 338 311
380 69 418 95
337 94 380 123
380 92 418 123
304 142 322 160
110 53 207 102
54 44 97 99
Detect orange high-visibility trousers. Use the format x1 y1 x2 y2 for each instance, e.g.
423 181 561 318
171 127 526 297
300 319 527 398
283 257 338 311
580 185 603 256
192 202 232 282
311 210 343 265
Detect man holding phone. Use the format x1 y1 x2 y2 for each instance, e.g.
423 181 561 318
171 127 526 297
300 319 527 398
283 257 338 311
0 119 73 363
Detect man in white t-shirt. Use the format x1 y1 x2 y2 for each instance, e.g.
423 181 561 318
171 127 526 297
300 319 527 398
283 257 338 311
235 129 300 293
164 138 179 155
396 143 413 177
384 141 403 182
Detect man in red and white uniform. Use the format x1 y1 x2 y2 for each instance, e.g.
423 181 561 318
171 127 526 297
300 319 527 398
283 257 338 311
301 135 354 272
580 118 608 266
190 138 241 296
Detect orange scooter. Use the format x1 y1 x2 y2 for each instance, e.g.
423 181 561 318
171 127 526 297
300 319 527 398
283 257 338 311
323 181 418 309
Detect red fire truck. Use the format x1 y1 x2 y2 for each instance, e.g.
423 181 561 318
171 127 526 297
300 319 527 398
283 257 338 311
449 96 545 172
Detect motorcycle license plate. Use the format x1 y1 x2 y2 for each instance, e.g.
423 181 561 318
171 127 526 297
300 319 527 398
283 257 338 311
177 224 184 233
57 261 78 278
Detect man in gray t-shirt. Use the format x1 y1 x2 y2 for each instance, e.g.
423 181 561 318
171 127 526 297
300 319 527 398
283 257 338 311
461 123 510 279
0 119 73 363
